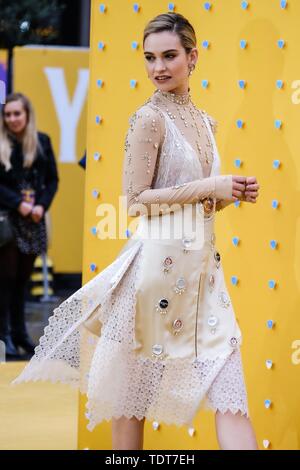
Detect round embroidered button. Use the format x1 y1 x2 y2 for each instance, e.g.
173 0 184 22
172 318 183 334
156 298 169 315
229 337 238 348
219 291 230 308
174 277 186 294
207 315 219 327
176 278 186 288
152 344 163 356
163 256 173 267
182 237 193 250
159 298 168 309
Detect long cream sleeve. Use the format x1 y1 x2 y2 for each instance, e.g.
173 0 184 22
122 105 233 217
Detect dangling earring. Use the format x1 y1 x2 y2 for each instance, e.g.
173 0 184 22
188 64 195 76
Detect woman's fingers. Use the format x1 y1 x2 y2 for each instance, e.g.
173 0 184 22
232 189 244 198
233 191 259 200
245 183 260 191
233 182 246 192
246 176 257 185
232 175 259 202
233 175 247 182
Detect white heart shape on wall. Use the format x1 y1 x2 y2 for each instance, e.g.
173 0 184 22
266 359 273 369
263 439 270 449
152 421 160 431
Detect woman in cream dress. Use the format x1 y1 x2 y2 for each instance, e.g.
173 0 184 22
12 13 259 450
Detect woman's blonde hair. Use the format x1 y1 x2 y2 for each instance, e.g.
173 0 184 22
143 12 197 53
0 92 41 172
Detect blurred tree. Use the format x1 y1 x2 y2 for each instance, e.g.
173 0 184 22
0 0 66 92
0 0 66 48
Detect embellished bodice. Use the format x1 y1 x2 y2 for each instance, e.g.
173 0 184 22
148 89 217 180
123 88 231 217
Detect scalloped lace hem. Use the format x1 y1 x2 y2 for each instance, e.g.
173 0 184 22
10 347 249 432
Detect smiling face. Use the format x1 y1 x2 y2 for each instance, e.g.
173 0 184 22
144 30 198 94
3 99 28 136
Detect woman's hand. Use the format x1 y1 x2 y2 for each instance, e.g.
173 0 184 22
232 175 247 201
242 176 260 203
31 205 45 223
18 201 33 217
231 175 260 203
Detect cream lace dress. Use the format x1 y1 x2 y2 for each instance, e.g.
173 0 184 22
11 89 249 432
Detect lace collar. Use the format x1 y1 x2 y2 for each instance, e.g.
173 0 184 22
154 88 191 105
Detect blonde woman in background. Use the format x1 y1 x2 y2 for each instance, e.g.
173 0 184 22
0 93 59 359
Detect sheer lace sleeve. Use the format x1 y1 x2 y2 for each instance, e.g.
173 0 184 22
122 105 233 217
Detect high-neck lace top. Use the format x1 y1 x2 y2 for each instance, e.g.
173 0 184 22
150 89 216 177
123 88 233 216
